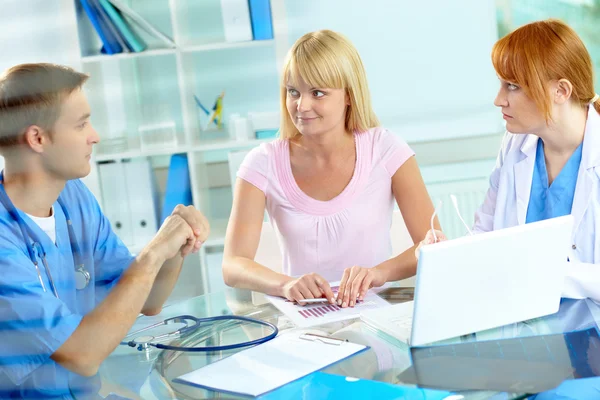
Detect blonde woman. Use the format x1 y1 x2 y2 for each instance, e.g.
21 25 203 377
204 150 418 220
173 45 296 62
223 30 438 307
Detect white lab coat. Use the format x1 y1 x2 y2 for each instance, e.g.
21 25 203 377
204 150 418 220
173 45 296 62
473 105 600 301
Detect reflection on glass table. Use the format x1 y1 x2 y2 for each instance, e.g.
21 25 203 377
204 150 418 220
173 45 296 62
100 287 600 400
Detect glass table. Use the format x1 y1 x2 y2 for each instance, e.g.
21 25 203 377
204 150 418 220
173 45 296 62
100 287 600 399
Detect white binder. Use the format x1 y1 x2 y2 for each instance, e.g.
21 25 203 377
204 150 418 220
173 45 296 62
98 161 133 247
220 0 253 42
174 331 368 397
123 159 158 249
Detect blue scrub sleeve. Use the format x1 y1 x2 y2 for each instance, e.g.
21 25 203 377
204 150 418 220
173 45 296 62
91 198 135 298
531 377 600 399
0 242 82 385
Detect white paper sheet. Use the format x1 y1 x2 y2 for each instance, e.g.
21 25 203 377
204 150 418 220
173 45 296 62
266 282 390 327
174 331 367 397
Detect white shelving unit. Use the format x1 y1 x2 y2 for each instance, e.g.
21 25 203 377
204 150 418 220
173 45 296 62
70 0 290 295
94 137 273 162
180 39 275 53
81 48 178 63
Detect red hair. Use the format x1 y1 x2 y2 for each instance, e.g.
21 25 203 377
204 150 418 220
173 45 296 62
492 19 600 121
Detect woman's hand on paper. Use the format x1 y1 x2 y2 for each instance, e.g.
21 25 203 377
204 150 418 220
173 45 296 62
414 229 447 260
281 273 336 305
338 266 386 308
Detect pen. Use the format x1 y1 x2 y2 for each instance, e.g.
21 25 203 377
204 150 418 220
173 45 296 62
299 298 333 304
297 294 361 304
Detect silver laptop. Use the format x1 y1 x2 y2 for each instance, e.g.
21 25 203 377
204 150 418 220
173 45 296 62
361 215 573 346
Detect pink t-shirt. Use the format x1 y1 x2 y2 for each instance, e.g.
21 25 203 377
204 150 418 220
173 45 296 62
237 127 415 281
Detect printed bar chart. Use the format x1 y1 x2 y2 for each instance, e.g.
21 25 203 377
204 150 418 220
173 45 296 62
298 304 341 319
268 282 390 327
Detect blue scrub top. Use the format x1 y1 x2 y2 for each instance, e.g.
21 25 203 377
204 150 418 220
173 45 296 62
526 138 583 224
0 179 135 399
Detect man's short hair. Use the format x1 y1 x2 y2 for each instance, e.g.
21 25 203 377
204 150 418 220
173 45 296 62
0 63 89 148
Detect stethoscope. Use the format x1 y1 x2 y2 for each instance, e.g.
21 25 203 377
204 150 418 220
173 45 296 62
0 172 278 352
0 172 90 298
121 314 279 352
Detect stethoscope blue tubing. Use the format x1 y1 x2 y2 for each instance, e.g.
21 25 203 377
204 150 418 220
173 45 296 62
0 171 82 286
0 172 45 263
0 172 278 352
122 315 279 352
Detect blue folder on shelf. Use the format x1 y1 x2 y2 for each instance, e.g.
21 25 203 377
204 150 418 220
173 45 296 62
106 0 177 48
161 154 193 224
92 0 130 53
80 0 122 54
98 0 146 52
248 0 274 40
84 0 125 54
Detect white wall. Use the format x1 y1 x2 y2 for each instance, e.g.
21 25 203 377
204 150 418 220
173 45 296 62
0 0 81 71
0 0 101 199
284 0 503 143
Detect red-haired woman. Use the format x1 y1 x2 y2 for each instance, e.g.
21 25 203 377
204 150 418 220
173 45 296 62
421 19 600 301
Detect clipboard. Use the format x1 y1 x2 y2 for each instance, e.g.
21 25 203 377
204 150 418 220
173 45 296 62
173 332 369 397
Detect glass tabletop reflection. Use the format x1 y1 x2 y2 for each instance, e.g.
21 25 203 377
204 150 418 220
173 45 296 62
101 287 600 400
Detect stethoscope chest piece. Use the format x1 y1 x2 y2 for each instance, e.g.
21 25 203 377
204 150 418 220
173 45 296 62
74 265 90 290
129 335 154 351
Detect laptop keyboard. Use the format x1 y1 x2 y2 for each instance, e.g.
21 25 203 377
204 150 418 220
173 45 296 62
361 301 414 343
388 304 414 340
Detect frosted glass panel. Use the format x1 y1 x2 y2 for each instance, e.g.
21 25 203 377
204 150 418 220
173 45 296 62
0 0 80 69
173 0 225 46
284 0 503 142
496 0 600 94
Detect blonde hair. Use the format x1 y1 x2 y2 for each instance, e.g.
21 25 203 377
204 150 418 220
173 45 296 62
279 30 379 140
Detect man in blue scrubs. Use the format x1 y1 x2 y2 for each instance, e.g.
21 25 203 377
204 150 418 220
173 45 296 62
0 63 210 398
